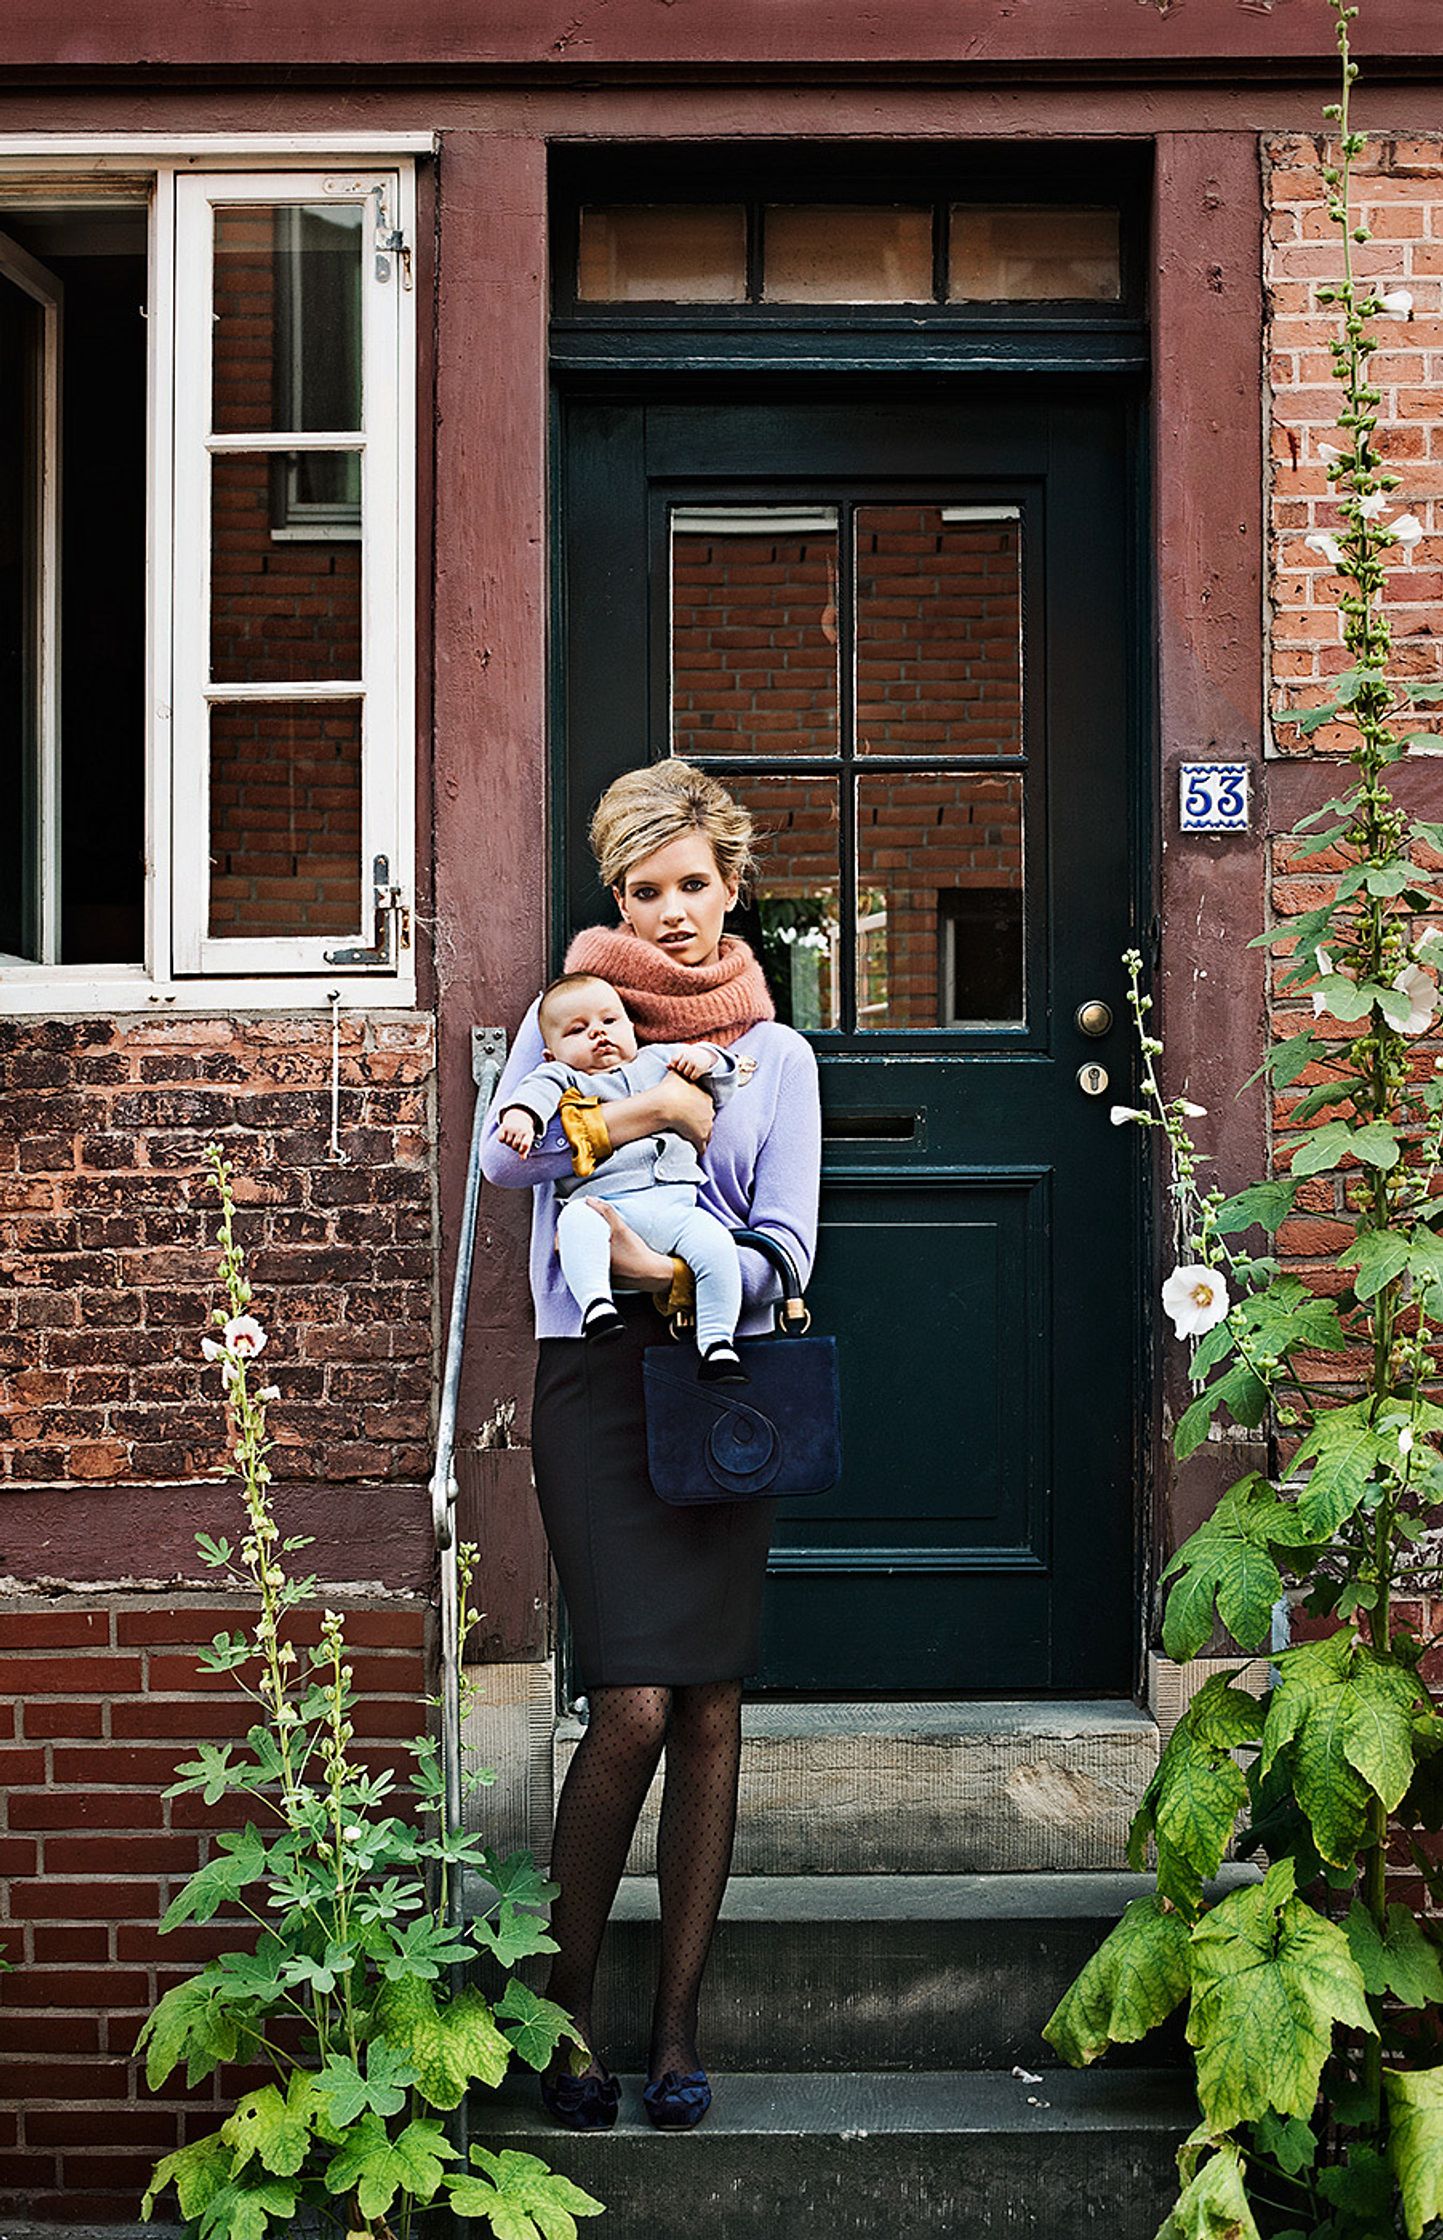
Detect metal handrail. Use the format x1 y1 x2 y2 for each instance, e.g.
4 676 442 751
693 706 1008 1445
432 1026 506 1852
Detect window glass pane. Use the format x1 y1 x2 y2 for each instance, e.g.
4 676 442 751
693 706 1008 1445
856 773 1024 1030
213 203 363 435
855 504 1022 757
211 453 363 685
671 506 840 755
948 206 1120 302
208 700 362 938
577 206 746 303
0 278 42 958
762 206 933 303
718 772 841 1032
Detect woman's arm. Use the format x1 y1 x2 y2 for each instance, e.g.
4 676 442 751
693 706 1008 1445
480 1003 576 1189
738 1035 822 1312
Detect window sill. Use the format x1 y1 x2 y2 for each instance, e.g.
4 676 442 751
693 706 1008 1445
0 971 420 1016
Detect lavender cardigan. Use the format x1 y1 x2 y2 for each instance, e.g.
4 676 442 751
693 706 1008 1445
480 998 822 1339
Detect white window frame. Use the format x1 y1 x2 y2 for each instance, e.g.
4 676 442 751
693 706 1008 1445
0 136 428 1013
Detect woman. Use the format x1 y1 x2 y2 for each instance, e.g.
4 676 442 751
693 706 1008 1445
480 760 821 2130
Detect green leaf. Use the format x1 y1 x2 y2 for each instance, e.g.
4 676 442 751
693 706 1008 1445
195 2176 299 2240
474 1900 559 1968
1263 1630 1424 1866
1386 2064 1443 2240
142 2131 232 2221
1212 1180 1300 1236
1187 1857 1374 2132
1161 1478 1297 1660
1317 2142 1394 2222
1350 1119 1401 1168
1289 1118 1355 1177
1251 2110 1316 2178
135 1973 240 2091
1042 1894 1192 2066
160 1825 268 1933
323 2114 455 2219
1346 1901 1443 2008
1130 1677 1264 1909
222 2072 316 2180
445 2146 604 2240
1341 1227 1412 1301
1155 2146 1263 2240
1290 1404 1387 1538
373 1977 511 2109
313 2037 416 2126
495 1977 585 2074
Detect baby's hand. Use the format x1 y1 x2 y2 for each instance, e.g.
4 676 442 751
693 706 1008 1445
497 1107 538 1156
667 1045 715 1083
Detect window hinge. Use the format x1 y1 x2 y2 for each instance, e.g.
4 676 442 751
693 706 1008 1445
324 854 411 968
372 184 412 289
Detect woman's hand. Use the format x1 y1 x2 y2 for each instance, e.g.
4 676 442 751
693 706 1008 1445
598 1073 716 1154
579 1198 676 1292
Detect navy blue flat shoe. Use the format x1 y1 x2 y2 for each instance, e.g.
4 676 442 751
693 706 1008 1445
642 2068 712 2129
540 2065 621 2130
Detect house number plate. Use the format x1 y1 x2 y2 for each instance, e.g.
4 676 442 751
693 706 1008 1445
1179 762 1249 833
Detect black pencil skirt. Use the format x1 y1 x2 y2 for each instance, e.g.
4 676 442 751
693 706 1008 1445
531 1297 777 1688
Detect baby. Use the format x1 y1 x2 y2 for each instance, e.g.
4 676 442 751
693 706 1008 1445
496 972 750 1382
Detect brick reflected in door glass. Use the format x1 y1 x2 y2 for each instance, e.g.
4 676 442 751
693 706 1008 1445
948 206 1121 303
208 700 363 938
670 507 841 756
720 774 841 1033
210 453 362 684
855 505 1022 757
855 774 1024 1029
577 206 747 302
761 207 933 303
212 203 363 435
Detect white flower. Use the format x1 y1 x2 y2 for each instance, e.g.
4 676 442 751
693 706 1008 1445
1357 493 1390 520
1389 512 1425 552
1377 288 1414 317
223 1314 267 1360
343 1824 364 1842
1399 1427 1415 1456
1162 1264 1232 1340
1393 962 1440 1035
1418 926 1443 957
1305 532 1344 567
1110 1105 1149 1126
200 1336 225 1363
1318 441 1349 466
257 1384 281 1403
1178 1100 1209 1118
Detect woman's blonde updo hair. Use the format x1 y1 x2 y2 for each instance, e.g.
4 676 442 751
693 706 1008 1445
589 759 756 898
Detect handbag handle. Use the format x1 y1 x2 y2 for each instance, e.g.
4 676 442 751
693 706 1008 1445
731 1228 812 1336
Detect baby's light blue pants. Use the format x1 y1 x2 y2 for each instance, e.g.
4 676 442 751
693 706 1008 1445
555 1184 742 1353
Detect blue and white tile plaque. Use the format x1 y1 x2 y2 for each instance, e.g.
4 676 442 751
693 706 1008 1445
1179 762 1250 833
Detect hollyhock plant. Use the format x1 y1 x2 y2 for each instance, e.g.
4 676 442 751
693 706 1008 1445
1161 1263 1231 1340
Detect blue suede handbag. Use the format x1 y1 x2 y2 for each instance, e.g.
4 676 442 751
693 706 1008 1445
642 1229 842 1506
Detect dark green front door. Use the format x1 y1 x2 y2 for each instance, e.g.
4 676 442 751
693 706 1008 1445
557 387 1145 1694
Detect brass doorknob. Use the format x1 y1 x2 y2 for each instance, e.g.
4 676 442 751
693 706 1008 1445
1075 1000 1113 1039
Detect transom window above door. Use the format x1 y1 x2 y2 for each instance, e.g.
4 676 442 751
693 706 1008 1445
664 498 1034 1038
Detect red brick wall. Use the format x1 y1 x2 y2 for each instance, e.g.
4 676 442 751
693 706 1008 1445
1265 133 1443 1325
0 1597 428 2225
0 1012 436 1487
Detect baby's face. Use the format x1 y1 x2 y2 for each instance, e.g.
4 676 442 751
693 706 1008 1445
541 980 639 1072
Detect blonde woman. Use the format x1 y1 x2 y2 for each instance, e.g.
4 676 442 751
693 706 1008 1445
481 761 821 2131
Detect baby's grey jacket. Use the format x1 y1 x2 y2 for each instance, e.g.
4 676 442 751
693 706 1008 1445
503 1043 740 1200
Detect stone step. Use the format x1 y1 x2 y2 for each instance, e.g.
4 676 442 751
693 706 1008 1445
554 1700 1161 1875
473 2067 1197 2239
579 1871 1237 2073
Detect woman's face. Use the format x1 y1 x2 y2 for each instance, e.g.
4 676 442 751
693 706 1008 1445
614 831 739 970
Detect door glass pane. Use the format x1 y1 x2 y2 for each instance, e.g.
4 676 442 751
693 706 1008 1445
855 504 1022 757
0 277 41 958
211 453 363 684
720 772 841 1032
208 699 362 937
762 207 933 303
213 203 363 435
856 773 1024 1029
671 506 840 755
948 206 1120 303
577 206 747 303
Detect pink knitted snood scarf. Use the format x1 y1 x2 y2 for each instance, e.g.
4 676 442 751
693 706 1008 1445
562 925 775 1050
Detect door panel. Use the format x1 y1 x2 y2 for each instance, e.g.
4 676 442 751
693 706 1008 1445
558 387 1144 1694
